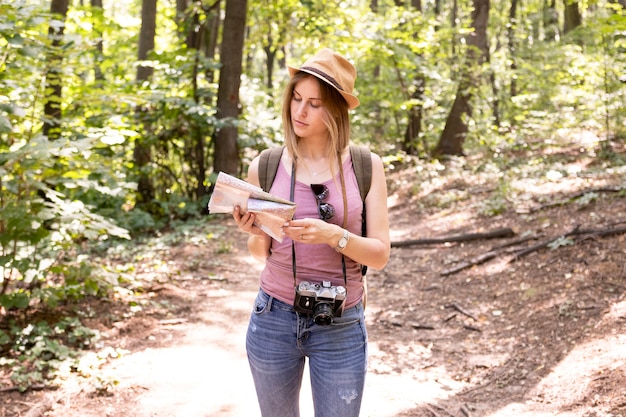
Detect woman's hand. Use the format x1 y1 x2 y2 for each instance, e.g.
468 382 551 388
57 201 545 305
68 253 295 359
232 206 267 237
233 206 272 261
283 218 340 246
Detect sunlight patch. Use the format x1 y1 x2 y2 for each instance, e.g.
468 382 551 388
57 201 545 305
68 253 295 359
485 333 626 417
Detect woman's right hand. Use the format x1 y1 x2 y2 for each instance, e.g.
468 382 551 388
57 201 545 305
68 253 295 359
233 206 266 237
233 206 272 261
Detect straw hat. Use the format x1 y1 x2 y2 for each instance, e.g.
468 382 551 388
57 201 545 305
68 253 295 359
287 48 360 110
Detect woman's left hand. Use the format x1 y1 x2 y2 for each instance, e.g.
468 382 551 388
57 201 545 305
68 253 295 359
283 218 339 246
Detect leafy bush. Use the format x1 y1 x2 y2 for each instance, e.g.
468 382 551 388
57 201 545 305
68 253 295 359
0 135 130 312
0 317 100 391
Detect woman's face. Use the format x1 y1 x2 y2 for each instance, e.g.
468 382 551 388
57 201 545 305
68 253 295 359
290 76 328 140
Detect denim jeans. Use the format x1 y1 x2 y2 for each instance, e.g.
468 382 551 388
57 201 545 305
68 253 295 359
246 289 368 417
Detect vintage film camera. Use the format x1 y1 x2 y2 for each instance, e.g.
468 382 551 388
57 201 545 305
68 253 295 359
294 281 347 325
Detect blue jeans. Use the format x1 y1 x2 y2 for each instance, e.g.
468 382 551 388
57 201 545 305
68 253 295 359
246 289 368 417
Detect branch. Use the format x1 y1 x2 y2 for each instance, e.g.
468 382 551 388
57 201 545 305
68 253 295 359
490 234 540 250
445 302 478 321
510 225 581 261
24 399 54 417
436 222 626 277
441 251 497 276
23 388 82 417
392 227 515 248
528 186 624 213
572 225 626 238
0 384 47 393
510 225 626 262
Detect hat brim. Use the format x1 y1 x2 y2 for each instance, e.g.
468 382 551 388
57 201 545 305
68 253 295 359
288 66 360 110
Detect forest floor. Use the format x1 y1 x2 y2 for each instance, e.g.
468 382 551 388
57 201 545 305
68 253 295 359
2 135 626 417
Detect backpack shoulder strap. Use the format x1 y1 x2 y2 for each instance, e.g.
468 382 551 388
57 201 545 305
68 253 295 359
349 145 372 202
349 145 372 277
260 145 370 197
258 146 285 192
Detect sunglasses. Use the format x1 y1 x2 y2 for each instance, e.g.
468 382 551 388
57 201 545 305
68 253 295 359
310 184 335 221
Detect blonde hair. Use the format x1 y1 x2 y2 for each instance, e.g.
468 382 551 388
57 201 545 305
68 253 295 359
281 73 351 180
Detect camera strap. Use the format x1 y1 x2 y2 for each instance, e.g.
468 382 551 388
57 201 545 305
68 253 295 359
290 156 348 289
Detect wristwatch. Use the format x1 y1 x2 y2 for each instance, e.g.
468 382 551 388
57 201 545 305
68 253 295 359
335 229 350 252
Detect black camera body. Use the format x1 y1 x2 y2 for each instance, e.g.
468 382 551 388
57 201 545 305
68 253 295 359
294 281 347 325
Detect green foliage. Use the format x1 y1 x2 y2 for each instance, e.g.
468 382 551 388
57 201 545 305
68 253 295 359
575 191 599 207
548 236 575 250
131 87 221 201
0 134 130 311
0 1 134 312
479 180 511 217
0 317 99 391
215 240 233 254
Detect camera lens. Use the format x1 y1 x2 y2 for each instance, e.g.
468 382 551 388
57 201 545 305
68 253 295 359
313 303 334 325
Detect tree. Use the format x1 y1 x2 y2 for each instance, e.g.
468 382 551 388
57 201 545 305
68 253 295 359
402 0 426 155
203 2 221 83
176 0 222 200
507 0 519 97
42 0 70 140
137 0 156 81
185 0 221 200
434 0 490 156
213 0 247 176
563 0 582 34
91 0 105 82
134 0 157 210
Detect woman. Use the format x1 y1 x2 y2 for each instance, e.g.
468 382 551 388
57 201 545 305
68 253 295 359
233 48 390 417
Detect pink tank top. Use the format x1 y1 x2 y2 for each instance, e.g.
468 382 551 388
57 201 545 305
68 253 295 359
259 154 365 308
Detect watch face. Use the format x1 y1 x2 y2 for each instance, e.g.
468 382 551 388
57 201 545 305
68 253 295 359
336 230 349 251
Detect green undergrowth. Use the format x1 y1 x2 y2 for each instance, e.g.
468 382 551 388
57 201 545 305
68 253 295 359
0 216 231 393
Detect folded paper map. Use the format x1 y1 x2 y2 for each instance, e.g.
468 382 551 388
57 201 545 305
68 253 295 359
208 171 296 242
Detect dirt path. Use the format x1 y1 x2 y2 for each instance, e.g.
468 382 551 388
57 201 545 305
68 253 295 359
8 238 456 417
79 279 453 417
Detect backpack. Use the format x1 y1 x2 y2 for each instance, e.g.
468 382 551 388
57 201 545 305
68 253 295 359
258 145 372 202
257 145 372 277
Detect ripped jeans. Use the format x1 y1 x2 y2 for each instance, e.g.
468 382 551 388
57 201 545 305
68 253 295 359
246 289 368 417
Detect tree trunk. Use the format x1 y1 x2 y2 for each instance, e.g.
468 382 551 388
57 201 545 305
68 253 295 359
134 0 157 209
214 0 247 176
264 42 277 91
176 0 187 16
203 2 221 84
186 5 202 50
508 0 518 97
451 0 458 54
173 0 220 200
544 0 559 41
184 1 220 200
402 0 425 156
137 0 157 81
42 0 70 140
91 0 105 82
402 81 425 155
434 0 489 156
369 0 386 143
563 0 582 34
